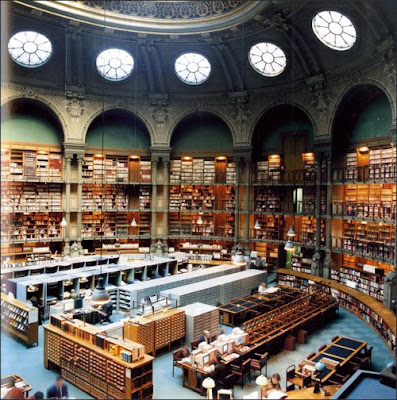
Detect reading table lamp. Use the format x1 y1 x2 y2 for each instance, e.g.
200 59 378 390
256 375 269 398
202 377 216 399
313 361 326 393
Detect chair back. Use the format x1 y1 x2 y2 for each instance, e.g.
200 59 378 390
286 364 296 379
217 389 233 399
173 349 180 363
242 358 251 373
260 352 269 367
191 339 200 350
366 346 373 358
307 352 316 360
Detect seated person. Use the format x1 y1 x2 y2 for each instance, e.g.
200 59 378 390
70 289 78 300
27 392 44 400
212 354 230 393
96 299 113 323
3 386 24 400
174 346 191 361
262 373 286 398
198 330 212 345
215 327 225 339
258 282 267 293
346 205 356 216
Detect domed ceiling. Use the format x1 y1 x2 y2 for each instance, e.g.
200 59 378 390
15 1 270 35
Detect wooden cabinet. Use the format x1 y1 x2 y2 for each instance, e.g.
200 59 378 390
1 292 38 347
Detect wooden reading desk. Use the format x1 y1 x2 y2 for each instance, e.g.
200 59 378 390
1 375 32 399
292 336 367 387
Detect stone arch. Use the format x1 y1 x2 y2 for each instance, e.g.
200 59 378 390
1 95 68 141
167 108 237 146
248 101 317 145
82 105 155 146
329 79 396 136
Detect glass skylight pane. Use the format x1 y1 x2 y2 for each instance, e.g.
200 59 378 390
312 11 356 51
248 42 287 77
8 31 52 68
175 52 211 85
96 48 134 81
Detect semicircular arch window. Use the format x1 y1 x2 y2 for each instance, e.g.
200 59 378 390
8 31 52 68
175 53 211 85
312 11 356 51
96 48 134 81
248 42 286 77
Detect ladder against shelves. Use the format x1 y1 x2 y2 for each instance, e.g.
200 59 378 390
277 269 396 352
1 292 38 347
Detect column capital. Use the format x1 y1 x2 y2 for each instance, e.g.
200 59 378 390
150 146 171 162
232 146 252 162
63 142 86 157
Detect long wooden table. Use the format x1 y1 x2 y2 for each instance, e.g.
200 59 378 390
286 385 341 399
290 336 366 389
218 287 302 326
308 336 367 383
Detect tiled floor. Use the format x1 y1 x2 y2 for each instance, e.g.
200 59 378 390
1 275 394 399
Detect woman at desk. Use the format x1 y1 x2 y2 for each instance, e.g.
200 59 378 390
262 373 286 398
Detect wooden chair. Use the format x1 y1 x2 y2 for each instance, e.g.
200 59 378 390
318 344 327 352
353 346 373 368
286 365 296 392
306 352 316 360
231 358 252 389
172 349 182 377
331 335 339 342
217 389 233 399
250 352 269 376
190 338 200 350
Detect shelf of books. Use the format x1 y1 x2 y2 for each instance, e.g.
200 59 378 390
1 147 62 182
334 145 396 183
254 242 279 270
252 215 283 242
332 183 396 221
253 187 281 213
291 248 314 274
330 254 393 302
1 292 39 347
332 219 395 263
82 154 151 184
301 187 327 215
255 155 282 183
44 316 154 399
277 269 396 352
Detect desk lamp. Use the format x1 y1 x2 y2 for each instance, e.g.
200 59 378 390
313 361 326 393
256 375 269 398
202 377 216 399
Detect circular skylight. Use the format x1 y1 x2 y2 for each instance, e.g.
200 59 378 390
96 48 134 81
175 53 211 85
248 42 287 77
8 31 52 68
312 11 356 51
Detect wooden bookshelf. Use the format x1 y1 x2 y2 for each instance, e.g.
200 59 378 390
82 154 151 184
1 147 62 182
277 269 396 352
330 254 393 302
44 319 154 399
1 292 38 347
254 187 281 213
123 308 185 356
291 249 313 274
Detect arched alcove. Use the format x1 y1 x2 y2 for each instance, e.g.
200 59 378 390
171 112 233 152
252 105 314 157
86 109 151 149
1 99 63 144
332 84 392 151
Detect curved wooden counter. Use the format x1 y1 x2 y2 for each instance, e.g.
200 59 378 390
277 269 396 352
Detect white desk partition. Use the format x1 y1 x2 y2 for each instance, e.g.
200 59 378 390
160 270 266 307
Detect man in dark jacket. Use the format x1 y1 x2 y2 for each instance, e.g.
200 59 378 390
46 376 69 399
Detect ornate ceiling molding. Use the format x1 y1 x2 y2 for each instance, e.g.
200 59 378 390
16 1 270 35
